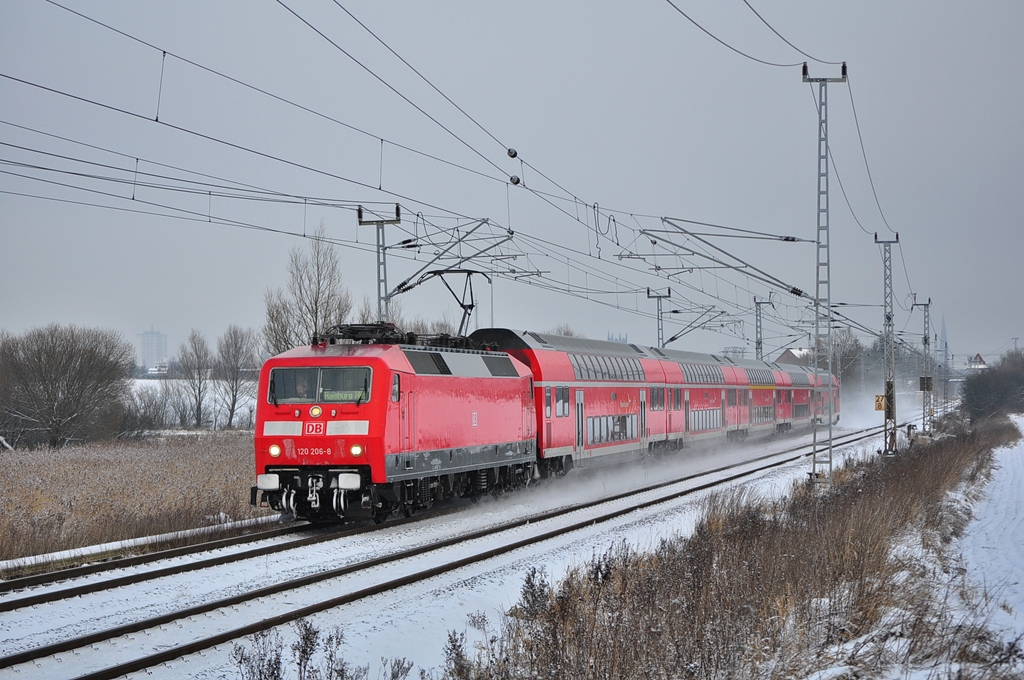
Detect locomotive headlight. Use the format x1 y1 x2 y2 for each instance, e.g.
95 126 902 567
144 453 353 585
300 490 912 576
269 444 282 458
350 444 364 457
309 406 323 418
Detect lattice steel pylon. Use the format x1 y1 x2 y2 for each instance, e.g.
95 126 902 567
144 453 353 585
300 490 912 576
358 205 402 322
912 296 932 433
804 62 846 482
876 233 899 454
754 297 774 361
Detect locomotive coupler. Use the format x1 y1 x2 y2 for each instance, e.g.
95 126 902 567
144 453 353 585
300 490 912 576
307 475 324 509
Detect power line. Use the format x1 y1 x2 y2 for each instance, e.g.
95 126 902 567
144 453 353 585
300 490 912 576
11 10 901 348
662 0 803 68
42 0 511 188
741 0 843 65
330 0 508 153
847 72 897 234
0 71 477 221
274 0 512 182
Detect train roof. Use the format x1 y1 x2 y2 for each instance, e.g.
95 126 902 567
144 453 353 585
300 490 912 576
470 328 833 380
267 339 529 379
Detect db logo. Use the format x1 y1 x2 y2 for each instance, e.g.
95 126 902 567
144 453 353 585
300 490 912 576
304 421 325 436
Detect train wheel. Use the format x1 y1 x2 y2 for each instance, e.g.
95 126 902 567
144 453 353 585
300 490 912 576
373 511 388 524
402 505 414 518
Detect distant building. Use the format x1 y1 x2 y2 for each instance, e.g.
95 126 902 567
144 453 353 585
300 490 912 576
138 327 168 369
966 353 988 373
776 348 812 367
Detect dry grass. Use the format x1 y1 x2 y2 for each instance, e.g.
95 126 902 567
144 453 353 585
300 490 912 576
446 418 1022 679
0 431 269 572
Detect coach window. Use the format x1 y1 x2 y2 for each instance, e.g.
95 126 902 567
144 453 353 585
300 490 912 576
391 374 401 402
545 387 552 418
581 355 594 380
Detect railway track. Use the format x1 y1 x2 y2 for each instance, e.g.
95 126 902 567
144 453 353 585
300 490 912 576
0 502 472 613
0 426 885 679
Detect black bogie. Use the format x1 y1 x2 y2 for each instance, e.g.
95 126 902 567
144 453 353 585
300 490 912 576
258 461 536 523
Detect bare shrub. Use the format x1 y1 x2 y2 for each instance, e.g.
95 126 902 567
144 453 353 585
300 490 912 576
234 621 389 680
0 431 266 568
233 628 284 680
452 418 1021 678
961 348 1024 419
119 382 170 436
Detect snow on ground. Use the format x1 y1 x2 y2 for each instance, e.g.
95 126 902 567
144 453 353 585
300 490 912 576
27 426 1006 680
118 432 882 680
956 415 1024 643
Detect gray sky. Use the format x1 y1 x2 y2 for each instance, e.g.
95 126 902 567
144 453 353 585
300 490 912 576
2 0 1022 366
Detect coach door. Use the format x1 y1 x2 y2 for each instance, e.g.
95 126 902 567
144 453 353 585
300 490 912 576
639 389 647 448
684 389 691 430
721 389 727 432
574 389 585 454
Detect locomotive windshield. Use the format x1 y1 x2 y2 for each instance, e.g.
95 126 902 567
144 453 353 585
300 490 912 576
269 367 372 404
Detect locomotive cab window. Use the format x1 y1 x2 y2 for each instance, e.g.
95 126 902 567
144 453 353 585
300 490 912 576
268 367 372 404
391 374 401 402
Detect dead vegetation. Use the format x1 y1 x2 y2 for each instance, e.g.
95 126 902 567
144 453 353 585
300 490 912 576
0 431 268 574
443 417 1022 679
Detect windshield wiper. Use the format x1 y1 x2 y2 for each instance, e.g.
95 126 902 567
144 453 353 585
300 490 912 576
356 376 368 406
269 377 278 407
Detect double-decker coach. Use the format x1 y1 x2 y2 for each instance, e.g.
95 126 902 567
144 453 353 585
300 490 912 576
471 329 837 472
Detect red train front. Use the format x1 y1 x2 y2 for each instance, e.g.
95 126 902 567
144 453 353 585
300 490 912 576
251 326 536 522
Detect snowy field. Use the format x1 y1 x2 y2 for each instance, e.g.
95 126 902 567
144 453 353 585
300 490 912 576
956 415 1024 652
4 420 1021 679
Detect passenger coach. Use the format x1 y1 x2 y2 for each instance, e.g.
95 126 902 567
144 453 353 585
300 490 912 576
471 329 838 473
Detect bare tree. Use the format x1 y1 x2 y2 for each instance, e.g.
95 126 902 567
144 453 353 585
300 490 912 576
548 323 585 338
177 329 213 428
355 294 376 324
816 326 864 385
215 325 258 429
262 224 353 355
0 324 134 448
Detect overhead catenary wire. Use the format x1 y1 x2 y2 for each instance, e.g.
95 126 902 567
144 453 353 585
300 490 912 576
273 0 511 182
847 73 897 234
741 0 843 65
13 4 917 351
42 0 511 188
40 0 840 307
662 0 803 68
0 71 479 222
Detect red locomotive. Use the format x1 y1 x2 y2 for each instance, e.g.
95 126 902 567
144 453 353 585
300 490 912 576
251 325 839 521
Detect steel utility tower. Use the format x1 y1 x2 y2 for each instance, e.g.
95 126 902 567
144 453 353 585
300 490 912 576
912 296 932 433
358 205 402 322
804 62 846 481
648 288 671 348
876 233 899 454
754 297 774 361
